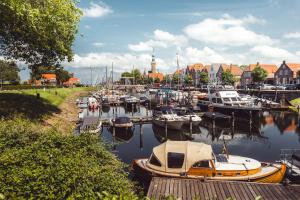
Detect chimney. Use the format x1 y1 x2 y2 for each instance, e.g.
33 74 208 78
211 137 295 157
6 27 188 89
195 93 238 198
256 62 259 66
283 60 286 65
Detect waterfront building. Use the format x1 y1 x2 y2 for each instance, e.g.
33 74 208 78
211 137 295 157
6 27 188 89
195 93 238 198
275 61 300 84
216 64 242 86
41 73 57 86
240 62 278 87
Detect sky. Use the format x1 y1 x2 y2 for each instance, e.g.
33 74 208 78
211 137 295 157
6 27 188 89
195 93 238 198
21 0 300 84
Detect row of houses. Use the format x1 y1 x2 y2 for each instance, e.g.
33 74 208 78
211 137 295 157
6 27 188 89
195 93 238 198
183 61 300 87
31 73 80 87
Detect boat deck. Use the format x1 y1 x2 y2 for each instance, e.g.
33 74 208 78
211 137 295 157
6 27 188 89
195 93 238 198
147 177 300 200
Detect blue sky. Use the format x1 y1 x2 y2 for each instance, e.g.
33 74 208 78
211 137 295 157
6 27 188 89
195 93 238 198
21 0 300 84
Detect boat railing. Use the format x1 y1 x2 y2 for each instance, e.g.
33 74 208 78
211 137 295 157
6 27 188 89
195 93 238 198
280 149 300 162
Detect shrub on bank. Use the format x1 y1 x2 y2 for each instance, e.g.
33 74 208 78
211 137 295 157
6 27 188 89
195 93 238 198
0 118 137 199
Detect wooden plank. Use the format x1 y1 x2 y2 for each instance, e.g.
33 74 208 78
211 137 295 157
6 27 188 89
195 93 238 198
190 179 195 200
229 182 240 200
224 181 236 199
169 178 175 199
159 178 167 200
193 179 200 200
216 181 227 200
150 177 159 200
236 182 250 200
147 177 156 198
284 186 300 200
202 181 209 200
182 179 187 200
177 179 182 200
264 184 279 200
186 179 192 200
252 183 269 200
197 180 205 200
164 177 170 197
173 178 178 199
243 182 257 199
155 177 163 200
219 181 231 199
271 185 288 200
209 182 217 200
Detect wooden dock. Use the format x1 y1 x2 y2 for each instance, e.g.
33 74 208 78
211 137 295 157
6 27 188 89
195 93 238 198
147 177 300 200
100 116 153 126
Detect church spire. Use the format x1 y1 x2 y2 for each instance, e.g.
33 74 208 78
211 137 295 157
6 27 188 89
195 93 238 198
151 47 157 73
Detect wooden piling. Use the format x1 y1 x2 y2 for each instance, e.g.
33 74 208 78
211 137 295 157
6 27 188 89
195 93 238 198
189 115 193 135
231 112 235 127
165 118 168 138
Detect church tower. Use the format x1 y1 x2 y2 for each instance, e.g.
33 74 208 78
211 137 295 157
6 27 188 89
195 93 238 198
151 49 157 73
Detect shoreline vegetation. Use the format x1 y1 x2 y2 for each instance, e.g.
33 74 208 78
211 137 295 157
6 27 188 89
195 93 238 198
0 87 140 199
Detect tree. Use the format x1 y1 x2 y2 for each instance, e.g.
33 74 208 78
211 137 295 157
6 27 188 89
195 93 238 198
252 66 267 83
222 70 235 85
0 0 82 65
121 72 132 78
172 74 179 84
154 77 160 83
184 74 193 85
239 65 248 71
55 67 72 85
0 60 20 84
131 69 141 84
199 71 209 84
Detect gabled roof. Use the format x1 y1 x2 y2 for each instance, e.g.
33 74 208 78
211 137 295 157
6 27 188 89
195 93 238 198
222 64 242 76
41 74 56 80
245 63 278 74
174 69 184 75
148 72 164 81
203 65 211 72
187 63 204 71
286 63 300 72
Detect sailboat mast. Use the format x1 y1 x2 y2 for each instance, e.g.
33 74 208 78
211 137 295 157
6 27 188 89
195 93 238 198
111 62 114 90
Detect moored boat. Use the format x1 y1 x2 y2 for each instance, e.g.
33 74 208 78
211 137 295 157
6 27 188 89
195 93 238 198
133 141 286 183
109 116 133 128
152 115 184 130
88 97 99 110
79 116 102 134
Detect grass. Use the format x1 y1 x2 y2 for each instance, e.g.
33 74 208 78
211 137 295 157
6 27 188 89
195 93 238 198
289 97 300 112
0 87 93 120
1 87 92 107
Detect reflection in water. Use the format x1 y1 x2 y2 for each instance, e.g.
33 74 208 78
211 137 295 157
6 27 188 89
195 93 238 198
108 127 135 143
98 106 300 164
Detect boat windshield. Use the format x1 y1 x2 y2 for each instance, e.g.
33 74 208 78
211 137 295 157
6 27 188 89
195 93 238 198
231 97 238 101
223 98 230 102
168 152 184 168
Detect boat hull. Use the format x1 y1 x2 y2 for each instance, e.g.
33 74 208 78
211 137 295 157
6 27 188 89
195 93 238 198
197 102 261 120
152 119 184 130
133 159 286 184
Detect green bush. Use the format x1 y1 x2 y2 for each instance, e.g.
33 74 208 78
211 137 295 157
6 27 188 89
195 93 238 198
0 118 137 199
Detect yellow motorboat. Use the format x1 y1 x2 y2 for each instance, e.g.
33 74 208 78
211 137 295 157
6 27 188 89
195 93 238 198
133 141 286 183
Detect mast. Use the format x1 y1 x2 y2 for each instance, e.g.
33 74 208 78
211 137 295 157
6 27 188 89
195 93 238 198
111 62 114 90
176 53 179 91
105 66 108 89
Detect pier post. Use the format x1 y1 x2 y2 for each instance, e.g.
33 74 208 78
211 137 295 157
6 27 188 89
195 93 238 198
212 113 215 130
165 118 168 138
190 115 193 135
298 105 300 116
132 103 134 116
112 118 115 137
231 112 235 127
249 110 252 127
139 118 143 150
146 103 149 116
138 100 141 113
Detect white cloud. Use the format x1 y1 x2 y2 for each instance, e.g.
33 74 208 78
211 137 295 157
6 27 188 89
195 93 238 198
128 40 168 52
295 51 300 56
184 47 229 64
183 14 272 46
84 25 91 29
250 45 295 59
64 52 168 73
82 2 113 18
128 29 187 52
283 32 300 39
93 42 105 47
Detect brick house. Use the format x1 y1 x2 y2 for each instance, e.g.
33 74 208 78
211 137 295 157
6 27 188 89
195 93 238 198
41 74 57 86
275 61 300 84
240 62 278 87
63 77 80 87
216 64 242 86
186 63 204 79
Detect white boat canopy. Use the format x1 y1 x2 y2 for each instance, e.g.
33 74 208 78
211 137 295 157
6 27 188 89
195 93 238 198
147 140 213 173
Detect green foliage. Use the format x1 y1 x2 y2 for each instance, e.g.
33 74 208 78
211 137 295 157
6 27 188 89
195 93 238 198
199 71 209 84
239 65 248 70
297 70 300 79
131 69 142 83
251 66 268 83
221 70 235 85
0 117 137 199
0 0 82 64
172 74 179 84
55 66 72 85
184 74 193 85
154 77 160 83
121 72 133 78
0 60 20 83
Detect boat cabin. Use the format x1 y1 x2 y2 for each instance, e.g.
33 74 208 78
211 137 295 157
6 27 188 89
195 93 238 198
146 141 261 177
201 91 250 107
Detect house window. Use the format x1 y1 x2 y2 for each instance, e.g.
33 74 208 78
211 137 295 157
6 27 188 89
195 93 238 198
280 70 283 75
149 154 161 167
168 152 184 168
284 70 288 75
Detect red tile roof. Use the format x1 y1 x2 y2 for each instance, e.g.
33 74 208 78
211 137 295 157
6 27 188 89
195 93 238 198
63 77 80 85
148 72 164 81
245 63 278 74
286 63 300 72
174 69 184 75
222 64 242 76
187 63 204 71
41 74 56 80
